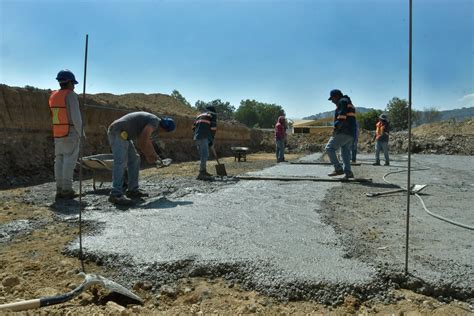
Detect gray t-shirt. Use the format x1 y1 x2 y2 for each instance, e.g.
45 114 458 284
109 111 160 140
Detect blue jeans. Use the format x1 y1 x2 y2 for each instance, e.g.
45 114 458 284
108 129 140 197
325 133 354 174
276 139 285 162
351 139 358 162
195 138 209 172
375 140 390 164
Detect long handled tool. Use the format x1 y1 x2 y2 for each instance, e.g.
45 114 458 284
366 184 427 197
210 145 227 176
0 273 143 312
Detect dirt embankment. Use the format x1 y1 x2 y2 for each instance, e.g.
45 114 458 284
0 85 267 187
284 120 474 155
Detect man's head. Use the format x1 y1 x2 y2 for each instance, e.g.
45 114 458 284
205 106 217 114
159 117 176 132
328 89 343 104
379 114 388 121
56 70 78 89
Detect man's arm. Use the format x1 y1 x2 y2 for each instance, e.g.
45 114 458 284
137 124 159 164
66 92 83 136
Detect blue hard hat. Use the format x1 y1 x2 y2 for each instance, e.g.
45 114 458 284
56 70 78 84
160 117 176 132
328 89 343 100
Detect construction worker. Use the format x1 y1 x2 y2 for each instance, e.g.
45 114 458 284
193 106 217 180
107 112 176 205
49 70 83 199
275 116 287 162
373 114 390 166
325 89 357 179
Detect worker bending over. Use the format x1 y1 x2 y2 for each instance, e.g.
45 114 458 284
107 111 175 205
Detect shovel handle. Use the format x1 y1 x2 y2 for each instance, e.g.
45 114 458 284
366 188 406 197
0 299 41 312
210 146 221 164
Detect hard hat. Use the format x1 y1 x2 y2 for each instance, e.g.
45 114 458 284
379 114 388 120
159 117 176 132
328 89 343 100
56 70 78 84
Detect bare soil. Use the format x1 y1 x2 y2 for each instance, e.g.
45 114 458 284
1 153 472 315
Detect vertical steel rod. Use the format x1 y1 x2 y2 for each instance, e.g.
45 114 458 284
79 34 89 273
405 0 413 275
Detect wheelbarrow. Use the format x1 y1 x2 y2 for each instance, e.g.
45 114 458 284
0 272 142 312
80 154 115 191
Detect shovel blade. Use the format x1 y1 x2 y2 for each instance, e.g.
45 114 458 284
411 184 427 193
215 163 227 176
84 274 143 303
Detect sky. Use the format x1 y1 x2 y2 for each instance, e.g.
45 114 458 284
0 0 473 119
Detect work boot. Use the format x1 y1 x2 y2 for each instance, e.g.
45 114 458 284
108 195 134 206
196 172 213 181
126 190 149 199
372 162 381 166
384 162 390 166
60 190 79 199
344 171 355 179
328 169 344 177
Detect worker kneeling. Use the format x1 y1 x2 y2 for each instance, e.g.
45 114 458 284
107 111 176 205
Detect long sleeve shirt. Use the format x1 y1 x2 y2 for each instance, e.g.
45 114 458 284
65 91 84 137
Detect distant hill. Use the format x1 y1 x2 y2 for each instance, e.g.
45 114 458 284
303 107 373 120
304 106 474 122
439 107 474 121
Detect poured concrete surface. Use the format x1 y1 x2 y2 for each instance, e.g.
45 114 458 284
63 153 473 302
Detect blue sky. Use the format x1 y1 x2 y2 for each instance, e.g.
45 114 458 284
1 0 473 118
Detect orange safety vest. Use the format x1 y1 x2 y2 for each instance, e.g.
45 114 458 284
375 121 384 139
48 89 72 138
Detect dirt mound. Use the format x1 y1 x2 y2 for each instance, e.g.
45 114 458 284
0 84 259 188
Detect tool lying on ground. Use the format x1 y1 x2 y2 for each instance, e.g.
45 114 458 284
210 146 227 176
0 272 143 312
237 175 372 183
156 157 172 168
366 184 427 197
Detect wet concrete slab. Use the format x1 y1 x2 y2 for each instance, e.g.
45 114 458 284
63 152 473 302
77 154 375 288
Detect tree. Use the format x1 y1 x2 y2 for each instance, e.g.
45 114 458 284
357 109 383 130
194 99 236 121
170 90 191 108
387 97 410 131
234 100 259 127
234 99 284 128
423 107 441 123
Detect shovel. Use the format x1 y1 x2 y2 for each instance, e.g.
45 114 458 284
0 272 143 312
210 146 227 176
366 184 427 197
156 157 172 168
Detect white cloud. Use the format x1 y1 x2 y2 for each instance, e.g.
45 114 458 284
458 94 474 106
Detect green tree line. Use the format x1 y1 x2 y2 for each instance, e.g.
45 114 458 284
171 90 285 128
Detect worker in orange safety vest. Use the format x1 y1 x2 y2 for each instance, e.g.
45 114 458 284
373 113 390 166
48 69 84 200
